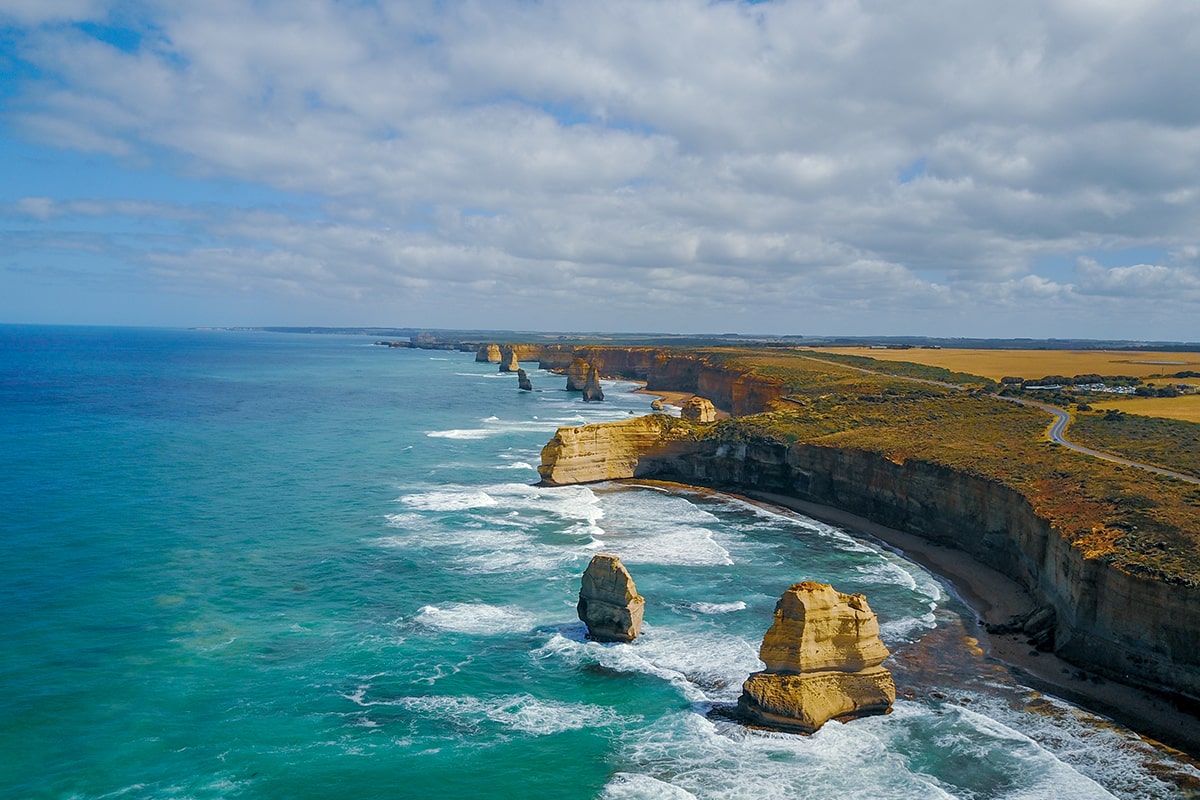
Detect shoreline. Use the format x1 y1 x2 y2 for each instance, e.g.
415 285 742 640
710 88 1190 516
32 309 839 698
630 385 732 418
624 478 1200 760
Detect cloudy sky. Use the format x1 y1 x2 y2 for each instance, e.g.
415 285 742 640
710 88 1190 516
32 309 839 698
2 1 1199 339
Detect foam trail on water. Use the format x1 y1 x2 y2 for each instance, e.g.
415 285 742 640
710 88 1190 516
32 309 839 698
683 601 747 615
532 626 761 704
414 602 538 635
345 691 625 737
399 489 498 512
426 429 494 439
602 774 698 800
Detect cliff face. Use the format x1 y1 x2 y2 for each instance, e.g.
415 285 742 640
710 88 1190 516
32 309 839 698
667 440 1200 701
538 420 1200 702
537 415 688 485
474 343 788 414
477 343 571 364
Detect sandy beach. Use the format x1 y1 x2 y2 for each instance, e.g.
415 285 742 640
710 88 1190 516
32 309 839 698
628 479 1200 761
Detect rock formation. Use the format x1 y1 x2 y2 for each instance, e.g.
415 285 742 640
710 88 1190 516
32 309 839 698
565 357 591 391
738 582 895 732
680 396 716 423
476 343 502 362
582 366 604 402
498 346 520 373
577 554 644 642
650 399 665 411
538 415 692 485
517 368 533 391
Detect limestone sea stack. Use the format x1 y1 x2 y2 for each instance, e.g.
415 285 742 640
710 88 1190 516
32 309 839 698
517 368 533 391
680 396 717 423
582 366 604 402
498 346 520 373
565 357 591 391
577 554 644 642
737 581 895 732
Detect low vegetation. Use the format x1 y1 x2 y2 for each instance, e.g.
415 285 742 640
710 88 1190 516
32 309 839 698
816 346 1200 382
677 348 1200 584
1071 412 1200 478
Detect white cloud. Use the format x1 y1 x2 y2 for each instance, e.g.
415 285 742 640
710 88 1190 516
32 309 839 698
1075 257 1200 299
2 0 1199 336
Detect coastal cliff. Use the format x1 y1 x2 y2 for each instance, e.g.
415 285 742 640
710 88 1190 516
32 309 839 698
478 343 789 415
538 418 1200 705
537 415 692 485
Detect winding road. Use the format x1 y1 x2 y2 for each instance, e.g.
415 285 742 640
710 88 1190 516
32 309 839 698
795 353 1200 486
995 395 1200 484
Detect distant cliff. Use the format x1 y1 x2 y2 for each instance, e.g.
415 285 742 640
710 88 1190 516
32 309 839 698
476 343 787 415
538 417 1200 705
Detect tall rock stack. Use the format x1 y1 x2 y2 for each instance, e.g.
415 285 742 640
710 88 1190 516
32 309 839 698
738 581 895 732
498 346 520 373
680 396 717 423
577 554 644 642
517 368 533 391
582 366 604 402
565 357 591 391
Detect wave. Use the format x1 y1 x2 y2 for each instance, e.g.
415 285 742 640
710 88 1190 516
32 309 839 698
414 602 538 635
345 687 625 737
682 601 747 615
426 429 494 439
531 626 761 705
602 774 698 800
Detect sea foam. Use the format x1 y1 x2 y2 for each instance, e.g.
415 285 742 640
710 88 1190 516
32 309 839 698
414 602 538 635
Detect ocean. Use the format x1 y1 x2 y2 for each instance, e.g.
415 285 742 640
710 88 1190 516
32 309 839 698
1 325 1197 799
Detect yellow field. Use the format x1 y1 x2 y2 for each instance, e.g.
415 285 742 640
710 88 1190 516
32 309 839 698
816 347 1200 382
1089 395 1200 423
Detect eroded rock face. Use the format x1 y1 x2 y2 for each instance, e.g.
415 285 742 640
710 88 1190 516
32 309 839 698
738 581 895 732
499 346 520 373
650 399 665 411
577 554 644 642
538 414 687 485
517 368 533 391
680 396 717 423
566 357 591 391
582 366 604 402
476 344 502 362
758 582 891 673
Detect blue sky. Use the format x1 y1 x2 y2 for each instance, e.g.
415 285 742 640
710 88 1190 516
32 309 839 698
2 0 1200 339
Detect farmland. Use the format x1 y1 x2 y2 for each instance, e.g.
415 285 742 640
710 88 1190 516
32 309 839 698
814 347 1200 382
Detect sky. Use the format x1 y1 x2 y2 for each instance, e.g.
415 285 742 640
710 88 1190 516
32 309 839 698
2 0 1199 340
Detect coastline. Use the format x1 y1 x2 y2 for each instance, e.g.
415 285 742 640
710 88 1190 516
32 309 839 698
624 479 1200 761
631 385 732 418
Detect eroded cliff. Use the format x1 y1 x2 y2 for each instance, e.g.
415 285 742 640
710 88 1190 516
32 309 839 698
538 417 1200 704
475 343 788 415
537 414 693 485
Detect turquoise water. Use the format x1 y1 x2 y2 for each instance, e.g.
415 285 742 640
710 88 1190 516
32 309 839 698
1 326 1197 799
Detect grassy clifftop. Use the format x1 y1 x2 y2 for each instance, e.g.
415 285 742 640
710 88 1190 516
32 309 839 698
685 348 1200 585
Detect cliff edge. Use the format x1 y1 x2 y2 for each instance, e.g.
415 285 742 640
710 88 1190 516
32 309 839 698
537 415 1200 710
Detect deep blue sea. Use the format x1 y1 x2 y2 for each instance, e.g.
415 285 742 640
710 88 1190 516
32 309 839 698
2 326 1198 799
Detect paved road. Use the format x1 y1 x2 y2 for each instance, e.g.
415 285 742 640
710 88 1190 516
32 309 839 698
995 394 1200 485
795 353 1200 485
